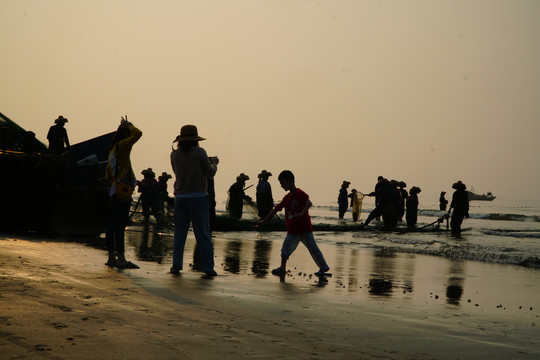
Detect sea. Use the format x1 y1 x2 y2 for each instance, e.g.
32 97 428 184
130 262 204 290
128 195 540 270
307 196 540 268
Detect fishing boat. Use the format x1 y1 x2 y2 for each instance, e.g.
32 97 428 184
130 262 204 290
467 190 496 201
0 112 114 235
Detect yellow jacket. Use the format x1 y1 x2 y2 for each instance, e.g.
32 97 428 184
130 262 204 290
105 125 142 186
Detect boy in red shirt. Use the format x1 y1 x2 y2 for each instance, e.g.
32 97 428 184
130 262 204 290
258 170 330 277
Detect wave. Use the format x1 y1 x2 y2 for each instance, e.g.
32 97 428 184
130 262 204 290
317 205 540 223
480 229 540 239
348 232 540 268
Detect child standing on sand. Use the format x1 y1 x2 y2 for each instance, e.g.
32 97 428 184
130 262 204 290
257 170 330 277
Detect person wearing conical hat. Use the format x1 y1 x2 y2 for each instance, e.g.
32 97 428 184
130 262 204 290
137 168 166 226
157 172 174 215
337 181 350 219
439 191 448 211
256 170 274 219
449 180 469 237
398 181 408 223
406 186 421 227
47 115 70 155
170 124 219 276
228 173 250 219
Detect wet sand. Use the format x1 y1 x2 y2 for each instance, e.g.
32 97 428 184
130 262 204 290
0 231 539 359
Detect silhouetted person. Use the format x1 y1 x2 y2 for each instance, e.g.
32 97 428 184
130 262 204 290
398 181 408 222
104 115 142 269
439 191 448 211
137 168 166 226
207 175 217 232
406 186 421 227
337 180 350 219
157 172 174 215
449 181 469 237
47 115 70 155
363 178 400 229
367 176 384 222
256 170 274 219
228 173 250 219
170 124 219 276
257 170 330 278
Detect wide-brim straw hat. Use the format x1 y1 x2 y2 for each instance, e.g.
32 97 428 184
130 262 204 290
55 115 68 124
410 186 421 194
177 124 205 142
236 173 249 181
158 172 172 181
452 180 466 190
258 170 272 178
141 168 155 177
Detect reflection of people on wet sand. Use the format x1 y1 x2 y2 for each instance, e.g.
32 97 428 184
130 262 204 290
337 180 350 219
104 115 142 269
439 191 448 211
406 186 421 228
449 180 469 237
224 240 242 274
257 170 330 278
251 239 272 278
256 170 274 219
47 115 70 155
170 124 219 276
228 173 250 219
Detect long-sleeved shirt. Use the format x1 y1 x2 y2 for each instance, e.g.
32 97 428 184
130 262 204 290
170 146 217 195
105 125 142 186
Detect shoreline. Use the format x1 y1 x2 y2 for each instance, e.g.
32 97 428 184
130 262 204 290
1 233 539 359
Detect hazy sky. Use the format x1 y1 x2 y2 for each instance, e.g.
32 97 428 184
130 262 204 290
2 0 539 204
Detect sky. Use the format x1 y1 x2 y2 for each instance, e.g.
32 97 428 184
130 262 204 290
2 0 540 204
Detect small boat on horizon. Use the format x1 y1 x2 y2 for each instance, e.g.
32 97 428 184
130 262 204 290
467 190 496 201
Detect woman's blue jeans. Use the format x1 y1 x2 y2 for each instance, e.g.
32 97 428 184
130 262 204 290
173 196 215 272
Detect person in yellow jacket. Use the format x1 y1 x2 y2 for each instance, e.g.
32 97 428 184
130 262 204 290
104 116 142 269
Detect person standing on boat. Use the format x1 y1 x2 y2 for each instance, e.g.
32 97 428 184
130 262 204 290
170 125 219 276
47 115 70 155
104 116 142 269
256 170 274 219
406 186 421 227
228 173 250 219
337 181 350 219
449 181 469 237
439 191 448 211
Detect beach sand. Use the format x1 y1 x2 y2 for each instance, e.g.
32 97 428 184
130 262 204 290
0 231 539 360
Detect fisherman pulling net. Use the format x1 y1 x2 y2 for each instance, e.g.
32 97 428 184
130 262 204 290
349 189 364 222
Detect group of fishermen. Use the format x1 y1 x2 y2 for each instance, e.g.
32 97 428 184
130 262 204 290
227 170 274 220
135 168 275 228
43 116 470 236
338 177 470 236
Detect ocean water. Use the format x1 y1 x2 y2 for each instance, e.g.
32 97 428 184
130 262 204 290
309 196 540 268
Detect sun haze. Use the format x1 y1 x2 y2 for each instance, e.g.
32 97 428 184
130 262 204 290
2 0 539 203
